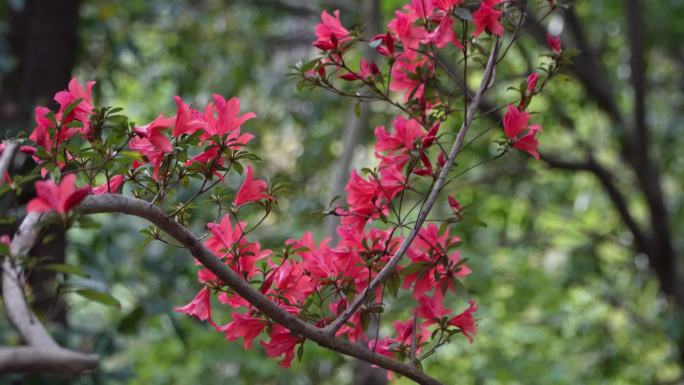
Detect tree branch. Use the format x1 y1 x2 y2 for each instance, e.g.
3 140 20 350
75 194 443 385
1 211 99 374
538 154 650 254
324 38 501 336
0 346 98 375
0 141 18 189
623 0 680 306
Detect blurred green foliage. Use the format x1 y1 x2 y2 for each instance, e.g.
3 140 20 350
2 0 684 384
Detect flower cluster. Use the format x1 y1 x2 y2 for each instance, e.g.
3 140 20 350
176 0 559 368
13 0 564 374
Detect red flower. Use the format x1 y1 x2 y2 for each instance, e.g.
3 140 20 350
27 174 90 214
434 0 463 11
417 292 451 325
0 235 10 249
503 105 530 139
135 113 174 153
503 105 542 159
313 10 351 51
174 287 213 322
374 115 424 153
428 14 463 49
205 214 270 279
387 9 427 50
29 106 78 154
129 136 166 180
261 325 302 368
404 224 468 298
233 165 273 207
547 33 562 54
91 175 125 195
219 312 266 349
472 0 504 37
513 125 542 159
339 58 380 81
54 77 96 135
370 32 395 57
390 51 433 103
172 96 205 137
448 195 461 215
448 300 478 343
202 94 256 143
527 72 540 94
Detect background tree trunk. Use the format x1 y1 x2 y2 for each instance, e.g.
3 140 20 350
0 0 81 326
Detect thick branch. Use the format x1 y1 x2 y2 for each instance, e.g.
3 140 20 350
623 0 680 306
324 39 501 336
76 194 443 385
0 346 98 375
1 211 99 374
3 214 56 347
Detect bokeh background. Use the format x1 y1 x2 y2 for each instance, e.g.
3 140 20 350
1 0 684 384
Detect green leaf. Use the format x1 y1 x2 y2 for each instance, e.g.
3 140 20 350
118 305 146 334
40 263 90 278
296 342 305 362
401 261 431 276
119 151 144 162
300 58 319 73
0 243 9 256
76 289 121 309
232 161 244 175
385 270 401 298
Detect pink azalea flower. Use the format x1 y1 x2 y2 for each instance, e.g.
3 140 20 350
374 115 424 153
219 312 266 349
392 318 430 347
202 94 256 142
91 175 125 195
503 105 530 139
547 33 562 54
174 287 212 322
27 174 90 214
313 10 351 51
261 325 301 368
172 96 205 137
434 0 463 11
135 113 175 153
417 292 451 325
267 259 314 305
387 10 427 50
205 214 270 278
513 124 542 159
390 51 433 103
1 235 11 249
29 106 78 154
448 300 478 342
472 0 504 37
370 32 395 57
339 58 381 81
448 195 461 215
129 136 166 180
527 72 540 94
53 77 96 135
428 14 463 49
503 105 542 159
233 165 273 207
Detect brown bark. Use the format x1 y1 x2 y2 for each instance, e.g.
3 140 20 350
0 0 81 327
